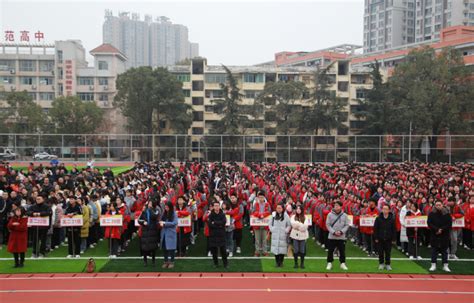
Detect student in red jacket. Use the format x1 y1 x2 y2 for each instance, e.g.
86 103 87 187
447 197 464 259
8 207 28 268
104 203 122 258
406 203 422 260
461 195 474 249
251 191 271 256
229 193 244 254
176 196 192 256
361 199 379 256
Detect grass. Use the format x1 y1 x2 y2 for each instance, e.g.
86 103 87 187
1 227 472 275
11 166 131 176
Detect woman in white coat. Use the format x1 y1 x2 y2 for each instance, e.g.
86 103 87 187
399 200 412 254
269 203 291 267
290 205 309 269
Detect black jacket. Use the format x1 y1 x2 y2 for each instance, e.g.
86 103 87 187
27 202 52 229
138 209 160 252
65 203 83 232
373 212 396 241
208 210 226 248
428 207 452 248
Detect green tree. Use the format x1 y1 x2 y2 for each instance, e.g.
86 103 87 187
1 91 45 133
49 96 104 134
114 66 192 134
256 81 308 135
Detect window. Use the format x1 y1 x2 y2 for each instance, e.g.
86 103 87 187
205 74 226 84
159 120 167 129
204 105 214 112
99 94 109 101
98 77 108 85
39 92 54 101
28 93 36 100
192 141 199 152
192 127 204 135
193 111 204 121
39 77 54 85
243 73 264 83
338 82 349 92
0 76 14 84
183 89 191 97
77 77 94 86
20 77 35 85
192 97 204 105
39 61 54 72
77 93 94 101
57 50 63 63
19 60 36 72
244 90 262 99
192 81 204 91
176 74 191 82
356 89 367 99
350 121 365 129
245 136 263 144
205 90 223 98
98 61 108 70
0 60 15 71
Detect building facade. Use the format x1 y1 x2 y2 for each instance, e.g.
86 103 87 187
103 10 199 68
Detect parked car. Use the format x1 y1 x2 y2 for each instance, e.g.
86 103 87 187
33 152 58 160
0 148 17 160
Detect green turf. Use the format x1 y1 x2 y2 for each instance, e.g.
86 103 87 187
11 166 131 176
0 259 109 274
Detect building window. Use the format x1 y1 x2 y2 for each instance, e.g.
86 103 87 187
98 61 108 70
192 127 204 135
204 73 227 84
243 73 264 83
183 89 191 97
205 90 223 98
77 93 94 101
98 77 108 85
356 89 367 99
39 61 54 72
176 74 191 82
19 60 36 72
244 90 262 99
20 77 36 85
39 77 54 85
192 97 204 105
192 81 204 91
245 136 263 144
193 111 204 121
39 92 54 101
0 60 15 71
204 105 214 112
77 77 94 86
0 76 14 84
57 50 63 63
99 94 109 101
337 82 349 92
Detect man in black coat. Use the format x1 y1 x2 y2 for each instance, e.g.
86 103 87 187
208 199 228 269
64 196 82 258
427 200 452 272
27 194 52 258
374 204 396 271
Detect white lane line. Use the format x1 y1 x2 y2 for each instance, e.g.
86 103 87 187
1 276 473 282
1 256 473 261
1 288 473 295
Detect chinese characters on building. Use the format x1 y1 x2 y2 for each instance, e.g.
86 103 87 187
3 30 45 42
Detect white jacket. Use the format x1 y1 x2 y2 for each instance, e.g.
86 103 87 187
290 215 309 241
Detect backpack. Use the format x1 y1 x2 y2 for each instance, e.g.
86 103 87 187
85 258 96 273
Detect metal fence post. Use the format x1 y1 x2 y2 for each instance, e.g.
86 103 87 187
243 136 246 162
84 135 87 161
354 136 357 163
288 135 290 163
175 135 178 161
107 135 110 162
448 134 452 164
379 135 382 162
310 136 313 163
334 136 337 163
402 135 405 162
130 135 132 161
220 135 223 162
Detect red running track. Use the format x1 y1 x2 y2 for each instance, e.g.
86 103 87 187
0 273 473 303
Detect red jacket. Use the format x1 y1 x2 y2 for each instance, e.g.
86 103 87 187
462 203 474 231
104 211 122 239
450 205 464 231
7 216 28 253
176 206 192 234
228 203 244 230
360 207 379 235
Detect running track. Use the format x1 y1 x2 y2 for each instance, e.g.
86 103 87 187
0 273 473 303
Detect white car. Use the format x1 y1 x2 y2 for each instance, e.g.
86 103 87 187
33 152 58 160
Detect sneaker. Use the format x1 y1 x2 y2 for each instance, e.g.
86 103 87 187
321 244 325 249
409 256 414 260
340 263 348 271
67 254 73 259
451 255 459 260
75 255 80 258
229 252 233 257
429 263 436 272
207 251 212 257
378 264 385 270
54 246 59 249
236 247 241 254
386 265 392 271
416 256 423 260
326 263 332 270
109 255 117 259
31 254 38 259
263 252 269 257
80 250 85 254
168 262 174 269
38 254 45 259
442 264 451 272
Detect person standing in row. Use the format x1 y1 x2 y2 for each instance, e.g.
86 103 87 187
269 203 291 267
326 201 349 271
7 207 28 268
27 195 52 258
373 204 396 270
138 200 160 267
428 200 452 272
252 191 271 257
208 199 228 269
290 205 309 269
65 197 82 258
160 202 178 269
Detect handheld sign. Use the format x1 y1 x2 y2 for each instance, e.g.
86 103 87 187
359 216 376 227
453 217 465 228
60 215 83 227
178 215 192 227
347 215 354 226
250 215 272 227
305 214 312 226
226 214 231 227
28 216 49 227
100 215 123 227
405 216 428 228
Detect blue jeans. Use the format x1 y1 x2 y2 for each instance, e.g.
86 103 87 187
225 231 234 253
164 249 175 262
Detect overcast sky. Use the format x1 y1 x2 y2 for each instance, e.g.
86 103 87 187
1 0 364 66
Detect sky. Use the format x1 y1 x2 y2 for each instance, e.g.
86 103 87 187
0 0 364 66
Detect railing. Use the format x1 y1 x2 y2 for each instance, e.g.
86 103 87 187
0 134 472 163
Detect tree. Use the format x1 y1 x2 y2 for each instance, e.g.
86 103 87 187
256 81 308 135
1 91 45 133
49 96 104 134
114 66 192 134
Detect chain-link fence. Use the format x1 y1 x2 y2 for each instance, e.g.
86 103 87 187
0 133 472 163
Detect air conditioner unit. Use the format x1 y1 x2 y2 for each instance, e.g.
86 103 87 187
10 87 16 91
10 69 15 74
89 85 94 91
31 85 37 90
103 85 108 90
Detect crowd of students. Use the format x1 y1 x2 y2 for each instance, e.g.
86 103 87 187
0 161 472 271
